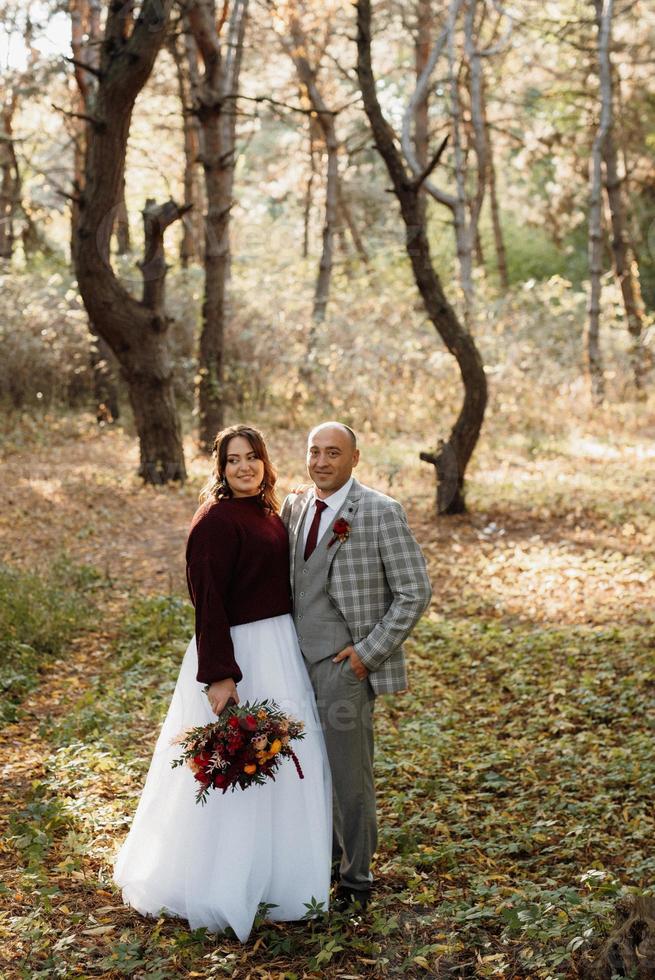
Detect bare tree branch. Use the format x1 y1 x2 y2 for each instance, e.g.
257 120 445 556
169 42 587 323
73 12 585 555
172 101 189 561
408 135 449 191
63 55 102 80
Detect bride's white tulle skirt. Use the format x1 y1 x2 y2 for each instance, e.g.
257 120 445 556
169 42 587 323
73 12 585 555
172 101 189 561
113 614 332 942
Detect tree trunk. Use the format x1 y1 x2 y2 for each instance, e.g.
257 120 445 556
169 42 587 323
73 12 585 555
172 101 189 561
464 0 488 276
313 129 338 322
484 82 508 288
401 0 473 326
114 177 131 253
170 26 203 267
337 181 369 263
302 126 316 259
402 0 512 322
126 364 186 483
0 95 19 259
185 0 249 452
0 19 42 261
585 897 655 979
73 0 187 484
71 117 84 256
473 220 484 266
283 13 339 323
70 0 123 423
603 130 648 392
586 0 613 405
357 0 487 514
446 1 475 326
21 206 56 258
70 0 94 250
414 0 432 169
89 330 121 423
141 198 192 310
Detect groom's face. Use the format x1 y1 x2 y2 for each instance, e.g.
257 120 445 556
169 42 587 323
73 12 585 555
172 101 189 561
307 426 359 497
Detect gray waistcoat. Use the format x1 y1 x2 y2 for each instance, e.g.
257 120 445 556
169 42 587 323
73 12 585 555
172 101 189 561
293 514 352 663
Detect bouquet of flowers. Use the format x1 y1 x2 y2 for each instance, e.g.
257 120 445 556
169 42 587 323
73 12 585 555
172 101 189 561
171 699 305 804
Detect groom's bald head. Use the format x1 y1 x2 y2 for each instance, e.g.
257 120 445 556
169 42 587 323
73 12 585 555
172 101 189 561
307 422 359 497
308 421 357 449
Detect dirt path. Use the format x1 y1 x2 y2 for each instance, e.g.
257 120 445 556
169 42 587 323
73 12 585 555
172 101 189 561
1 421 193 592
2 415 653 624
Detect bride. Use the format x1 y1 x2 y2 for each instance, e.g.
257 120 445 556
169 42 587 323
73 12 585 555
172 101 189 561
113 425 332 941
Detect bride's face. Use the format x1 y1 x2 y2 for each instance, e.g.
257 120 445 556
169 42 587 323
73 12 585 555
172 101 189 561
224 436 265 497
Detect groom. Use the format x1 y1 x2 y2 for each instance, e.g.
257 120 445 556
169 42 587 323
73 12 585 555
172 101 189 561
281 422 431 909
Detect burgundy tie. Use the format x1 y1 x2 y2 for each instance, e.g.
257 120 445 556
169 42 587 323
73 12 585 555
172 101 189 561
304 500 328 561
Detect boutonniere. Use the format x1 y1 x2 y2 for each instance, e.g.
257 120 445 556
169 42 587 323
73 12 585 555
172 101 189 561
328 518 351 548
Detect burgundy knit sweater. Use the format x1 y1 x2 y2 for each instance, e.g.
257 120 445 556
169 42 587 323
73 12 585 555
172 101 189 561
186 496 292 685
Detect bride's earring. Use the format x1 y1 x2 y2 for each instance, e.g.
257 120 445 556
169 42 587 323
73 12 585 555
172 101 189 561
259 480 267 500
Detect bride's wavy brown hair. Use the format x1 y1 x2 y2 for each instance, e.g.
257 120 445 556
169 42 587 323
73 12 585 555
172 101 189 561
199 425 280 513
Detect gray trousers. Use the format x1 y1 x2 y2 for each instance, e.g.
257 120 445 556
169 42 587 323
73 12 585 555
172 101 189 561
306 656 377 892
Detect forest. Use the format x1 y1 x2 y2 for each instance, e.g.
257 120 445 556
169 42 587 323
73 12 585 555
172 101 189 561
1 0 654 977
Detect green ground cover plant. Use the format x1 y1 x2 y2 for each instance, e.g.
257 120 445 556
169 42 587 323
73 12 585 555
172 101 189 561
0 559 100 725
4 594 654 977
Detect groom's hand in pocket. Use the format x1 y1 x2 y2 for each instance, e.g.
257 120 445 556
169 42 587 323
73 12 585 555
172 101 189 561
332 645 369 680
207 678 239 714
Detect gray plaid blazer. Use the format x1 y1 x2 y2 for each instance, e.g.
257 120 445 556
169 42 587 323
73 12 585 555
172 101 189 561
280 479 432 694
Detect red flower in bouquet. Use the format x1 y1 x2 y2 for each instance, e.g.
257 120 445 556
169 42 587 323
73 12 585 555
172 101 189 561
328 518 351 548
171 700 306 805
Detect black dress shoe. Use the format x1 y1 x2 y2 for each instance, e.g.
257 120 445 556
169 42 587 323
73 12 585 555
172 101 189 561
332 885 371 912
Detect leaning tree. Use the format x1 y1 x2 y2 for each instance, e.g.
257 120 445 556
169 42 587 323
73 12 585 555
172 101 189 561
73 0 187 483
183 0 249 452
356 0 487 514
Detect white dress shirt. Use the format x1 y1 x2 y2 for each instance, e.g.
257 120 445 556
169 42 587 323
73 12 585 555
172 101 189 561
301 477 354 548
